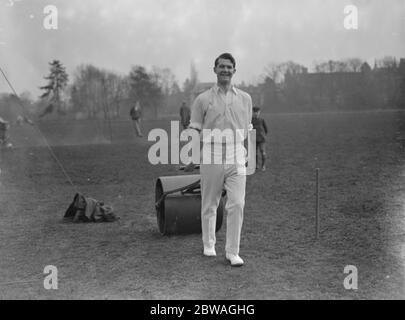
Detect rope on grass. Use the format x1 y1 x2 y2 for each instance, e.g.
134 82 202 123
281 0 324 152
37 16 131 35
0 66 79 194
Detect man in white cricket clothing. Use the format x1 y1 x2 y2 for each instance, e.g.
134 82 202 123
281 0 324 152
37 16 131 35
185 53 253 267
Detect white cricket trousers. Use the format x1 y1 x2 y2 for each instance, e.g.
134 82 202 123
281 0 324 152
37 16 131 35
200 163 246 255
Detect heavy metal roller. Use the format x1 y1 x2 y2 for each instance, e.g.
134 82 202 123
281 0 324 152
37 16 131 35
155 174 224 235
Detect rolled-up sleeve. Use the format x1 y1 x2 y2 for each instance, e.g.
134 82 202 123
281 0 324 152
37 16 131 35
189 95 204 131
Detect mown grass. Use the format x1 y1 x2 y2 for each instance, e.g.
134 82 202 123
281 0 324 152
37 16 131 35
0 110 404 299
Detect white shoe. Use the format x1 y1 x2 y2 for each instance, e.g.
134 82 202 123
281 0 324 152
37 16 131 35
226 253 244 267
203 247 216 257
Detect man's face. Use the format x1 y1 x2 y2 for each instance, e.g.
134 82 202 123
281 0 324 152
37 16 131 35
253 111 260 118
214 58 236 85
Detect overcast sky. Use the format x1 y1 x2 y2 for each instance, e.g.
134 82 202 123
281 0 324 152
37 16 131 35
0 0 404 97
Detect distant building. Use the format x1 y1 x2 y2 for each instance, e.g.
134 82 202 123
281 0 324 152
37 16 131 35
399 58 405 74
282 61 405 110
188 58 405 113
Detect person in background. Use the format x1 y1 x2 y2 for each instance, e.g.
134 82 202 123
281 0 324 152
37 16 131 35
252 106 268 171
0 117 12 148
130 101 143 137
179 101 191 130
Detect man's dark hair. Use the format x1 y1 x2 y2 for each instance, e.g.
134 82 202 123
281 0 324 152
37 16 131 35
214 53 236 68
253 106 261 112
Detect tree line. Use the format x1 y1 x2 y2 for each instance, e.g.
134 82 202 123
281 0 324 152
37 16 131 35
1 56 403 121
33 60 193 120
243 56 405 112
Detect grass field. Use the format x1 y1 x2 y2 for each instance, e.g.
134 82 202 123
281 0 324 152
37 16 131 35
0 110 404 299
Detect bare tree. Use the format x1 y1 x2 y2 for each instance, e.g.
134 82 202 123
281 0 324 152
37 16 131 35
102 72 127 118
345 58 363 72
71 64 104 118
171 81 181 95
151 66 179 96
264 61 306 83
263 62 280 82
183 61 199 96
376 56 397 69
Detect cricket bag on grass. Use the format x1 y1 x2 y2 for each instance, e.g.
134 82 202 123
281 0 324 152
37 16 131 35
64 193 119 223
